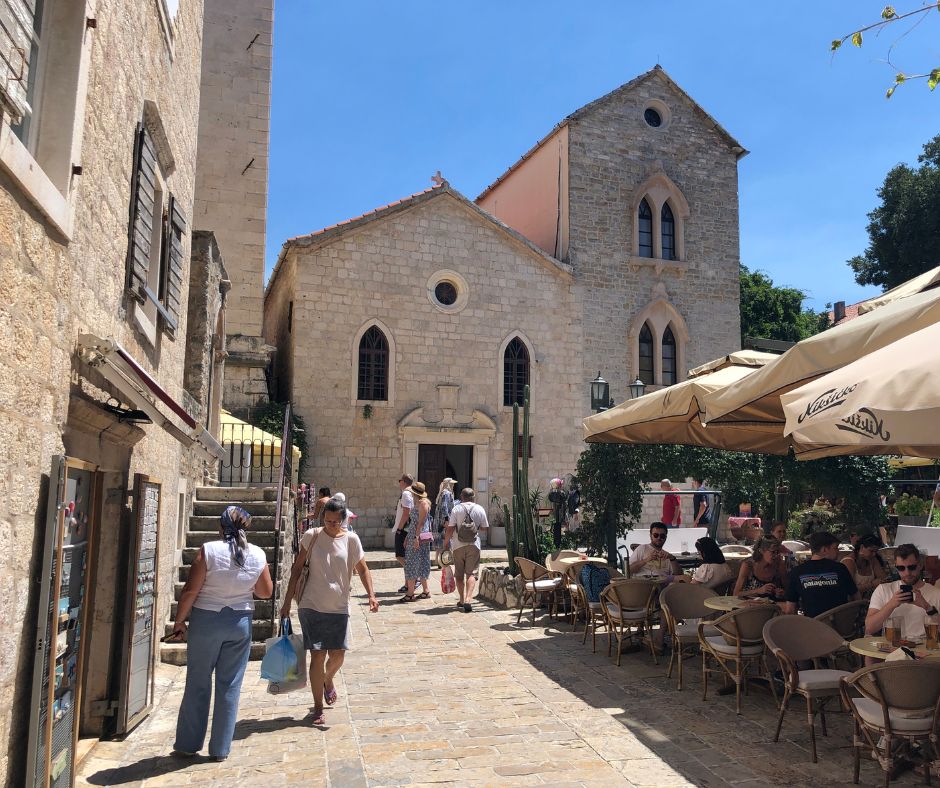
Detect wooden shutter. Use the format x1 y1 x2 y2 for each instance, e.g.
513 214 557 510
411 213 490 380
160 193 185 337
126 124 157 302
0 0 33 123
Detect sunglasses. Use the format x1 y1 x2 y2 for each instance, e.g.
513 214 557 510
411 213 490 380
896 563 920 572
651 534 667 540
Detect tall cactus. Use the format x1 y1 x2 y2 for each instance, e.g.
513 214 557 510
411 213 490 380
509 385 540 569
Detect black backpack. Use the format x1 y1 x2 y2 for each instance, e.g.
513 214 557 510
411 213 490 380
456 504 479 543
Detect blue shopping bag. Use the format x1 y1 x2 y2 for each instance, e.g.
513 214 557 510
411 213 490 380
261 618 300 683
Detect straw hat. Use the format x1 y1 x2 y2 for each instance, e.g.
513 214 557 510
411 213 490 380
438 549 454 567
442 477 457 487
410 481 428 499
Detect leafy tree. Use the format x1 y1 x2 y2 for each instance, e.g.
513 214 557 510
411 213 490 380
247 400 309 480
831 4 940 97
739 265 828 345
848 134 940 289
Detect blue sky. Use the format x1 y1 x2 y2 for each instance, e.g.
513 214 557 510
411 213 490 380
268 1 939 311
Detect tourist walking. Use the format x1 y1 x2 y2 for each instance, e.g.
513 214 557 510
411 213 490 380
401 482 433 602
660 479 682 527
393 473 414 592
281 499 378 726
691 477 710 527
433 477 456 548
444 488 489 612
171 506 273 761
312 486 331 526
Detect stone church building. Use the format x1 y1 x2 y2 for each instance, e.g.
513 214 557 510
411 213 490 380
263 66 745 546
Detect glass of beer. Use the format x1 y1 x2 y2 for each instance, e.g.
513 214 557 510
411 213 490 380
927 617 939 650
885 618 901 647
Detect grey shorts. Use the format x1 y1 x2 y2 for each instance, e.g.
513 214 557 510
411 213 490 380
298 607 350 651
453 545 481 580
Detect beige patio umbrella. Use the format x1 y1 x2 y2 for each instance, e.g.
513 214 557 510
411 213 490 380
583 350 792 453
780 321 940 460
856 264 940 315
702 285 940 431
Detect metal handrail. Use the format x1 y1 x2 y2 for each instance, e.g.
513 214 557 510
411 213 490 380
272 404 293 628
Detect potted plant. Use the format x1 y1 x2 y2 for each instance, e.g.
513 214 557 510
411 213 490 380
382 514 397 549
895 493 930 527
488 495 507 547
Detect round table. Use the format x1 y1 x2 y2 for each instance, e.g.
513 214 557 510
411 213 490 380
629 572 671 585
848 637 940 660
703 595 777 612
555 556 609 570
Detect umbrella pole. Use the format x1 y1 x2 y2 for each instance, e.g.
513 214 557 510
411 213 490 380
929 474 939 527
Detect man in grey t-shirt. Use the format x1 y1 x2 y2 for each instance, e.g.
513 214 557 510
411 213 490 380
444 488 489 613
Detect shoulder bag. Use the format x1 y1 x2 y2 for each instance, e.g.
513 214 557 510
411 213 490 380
293 528 321 604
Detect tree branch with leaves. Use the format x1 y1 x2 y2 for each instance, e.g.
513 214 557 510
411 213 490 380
831 4 940 97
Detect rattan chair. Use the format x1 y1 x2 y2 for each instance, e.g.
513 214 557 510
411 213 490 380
763 615 852 762
514 557 562 626
699 604 778 714
840 662 940 786
569 572 607 651
601 579 660 666
659 583 719 690
815 599 870 669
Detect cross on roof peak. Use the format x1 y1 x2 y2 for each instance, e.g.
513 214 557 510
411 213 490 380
431 170 447 187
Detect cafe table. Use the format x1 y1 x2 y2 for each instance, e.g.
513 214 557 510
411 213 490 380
703 595 777 612
556 556 609 570
848 637 940 660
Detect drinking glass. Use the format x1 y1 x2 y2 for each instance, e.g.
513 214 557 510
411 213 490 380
927 617 939 650
885 618 901 647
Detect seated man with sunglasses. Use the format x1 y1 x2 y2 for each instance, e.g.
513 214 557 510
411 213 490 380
866 543 940 640
629 522 682 577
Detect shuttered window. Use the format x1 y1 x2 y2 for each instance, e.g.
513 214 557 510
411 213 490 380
126 122 183 341
1 0 39 130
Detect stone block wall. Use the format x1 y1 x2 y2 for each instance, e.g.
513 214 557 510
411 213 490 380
566 71 742 403
0 1 209 781
265 191 588 547
193 0 273 338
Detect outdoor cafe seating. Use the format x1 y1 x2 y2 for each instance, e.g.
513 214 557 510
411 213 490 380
514 557 563 626
659 583 720 690
601 578 661 666
763 615 852 763
699 604 778 715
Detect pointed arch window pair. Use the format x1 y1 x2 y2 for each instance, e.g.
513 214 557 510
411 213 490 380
637 199 676 261
358 326 388 401
637 323 677 386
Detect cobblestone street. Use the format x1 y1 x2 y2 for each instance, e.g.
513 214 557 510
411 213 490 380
77 568 924 787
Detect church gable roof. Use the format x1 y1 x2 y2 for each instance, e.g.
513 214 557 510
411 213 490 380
477 65 746 202
266 182 572 300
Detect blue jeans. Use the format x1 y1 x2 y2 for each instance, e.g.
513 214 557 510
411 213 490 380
174 606 252 757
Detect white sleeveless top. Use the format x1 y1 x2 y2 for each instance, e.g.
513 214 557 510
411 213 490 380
194 540 267 612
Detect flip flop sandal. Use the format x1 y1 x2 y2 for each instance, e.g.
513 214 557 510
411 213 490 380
311 708 326 725
398 594 416 603
324 685 338 706
417 591 430 599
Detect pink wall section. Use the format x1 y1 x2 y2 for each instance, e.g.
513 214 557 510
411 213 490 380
477 126 568 260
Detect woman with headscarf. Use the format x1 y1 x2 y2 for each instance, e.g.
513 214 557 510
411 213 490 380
401 482 433 602
170 505 273 761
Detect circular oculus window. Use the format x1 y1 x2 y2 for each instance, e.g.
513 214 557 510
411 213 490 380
426 269 469 313
642 100 671 130
644 108 662 128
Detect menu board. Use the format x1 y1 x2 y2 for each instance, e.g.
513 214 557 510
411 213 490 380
117 475 161 733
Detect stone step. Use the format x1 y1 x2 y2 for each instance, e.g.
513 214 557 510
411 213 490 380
195 486 278 502
170 596 274 619
178 561 277 582
160 641 267 665
186 529 279 548
188 515 278 533
163 619 274 641
193 500 278 517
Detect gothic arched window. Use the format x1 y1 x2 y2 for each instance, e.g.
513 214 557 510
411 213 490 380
662 326 677 386
503 337 530 406
661 203 676 261
638 323 654 385
357 326 389 401
638 199 653 258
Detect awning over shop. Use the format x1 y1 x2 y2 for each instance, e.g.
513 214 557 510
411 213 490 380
77 333 225 463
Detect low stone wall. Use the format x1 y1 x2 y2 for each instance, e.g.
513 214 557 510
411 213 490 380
477 565 524 609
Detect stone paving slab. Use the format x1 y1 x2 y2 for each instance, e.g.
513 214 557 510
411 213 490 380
77 568 928 787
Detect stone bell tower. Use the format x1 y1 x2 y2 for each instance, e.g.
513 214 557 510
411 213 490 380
193 0 275 417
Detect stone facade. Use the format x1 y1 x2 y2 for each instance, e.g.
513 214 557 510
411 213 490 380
564 68 743 403
194 0 275 417
264 187 586 546
0 1 245 783
264 68 744 549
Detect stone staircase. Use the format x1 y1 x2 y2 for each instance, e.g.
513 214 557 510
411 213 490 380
160 485 290 666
